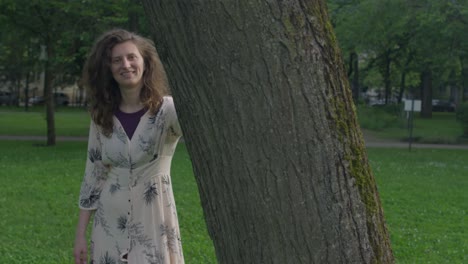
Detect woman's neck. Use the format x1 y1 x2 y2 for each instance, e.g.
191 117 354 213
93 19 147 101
119 86 144 113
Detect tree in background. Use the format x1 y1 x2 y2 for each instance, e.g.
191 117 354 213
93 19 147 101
329 0 468 116
142 0 393 262
0 0 147 145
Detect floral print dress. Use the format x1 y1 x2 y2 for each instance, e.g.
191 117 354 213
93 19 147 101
79 96 184 264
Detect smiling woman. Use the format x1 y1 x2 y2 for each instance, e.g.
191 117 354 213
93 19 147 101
74 29 185 264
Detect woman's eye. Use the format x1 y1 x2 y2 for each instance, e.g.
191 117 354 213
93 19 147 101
112 58 121 64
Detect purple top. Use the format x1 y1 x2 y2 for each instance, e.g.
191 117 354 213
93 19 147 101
114 108 147 140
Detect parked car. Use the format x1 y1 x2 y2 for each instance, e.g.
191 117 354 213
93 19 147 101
432 100 455 112
0 91 18 105
54 92 70 106
28 93 70 106
28 96 45 105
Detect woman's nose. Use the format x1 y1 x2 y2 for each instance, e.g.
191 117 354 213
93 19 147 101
122 58 131 67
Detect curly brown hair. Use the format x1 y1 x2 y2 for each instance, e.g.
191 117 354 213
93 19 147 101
83 29 169 136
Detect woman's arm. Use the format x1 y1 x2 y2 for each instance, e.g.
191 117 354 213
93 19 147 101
73 209 93 264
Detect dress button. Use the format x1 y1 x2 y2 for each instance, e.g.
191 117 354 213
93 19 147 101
128 212 130 215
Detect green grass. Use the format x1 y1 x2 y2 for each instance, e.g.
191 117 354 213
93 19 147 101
357 104 465 144
0 108 90 137
371 112 464 144
2 105 465 146
0 141 216 263
1 105 465 145
0 140 466 263
368 148 467 263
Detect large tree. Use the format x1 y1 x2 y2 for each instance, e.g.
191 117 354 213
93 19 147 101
142 0 393 263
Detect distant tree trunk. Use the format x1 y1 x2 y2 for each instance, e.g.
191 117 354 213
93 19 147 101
349 51 360 102
461 56 468 102
398 70 406 103
397 54 413 103
127 0 140 32
44 42 56 145
77 81 85 107
382 50 392 104
420 69 432 118
143 0 394 263
15 77 21 106
24 69 30 111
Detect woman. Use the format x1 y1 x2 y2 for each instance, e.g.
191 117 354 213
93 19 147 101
74 29 184 264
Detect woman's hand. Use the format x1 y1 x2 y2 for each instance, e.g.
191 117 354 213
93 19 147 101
74 209 93 264
73 235 88 264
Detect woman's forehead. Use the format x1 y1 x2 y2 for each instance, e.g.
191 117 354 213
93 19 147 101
111 41 141 57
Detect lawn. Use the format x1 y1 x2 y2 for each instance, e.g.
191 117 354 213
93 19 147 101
368 148 467 263
357 104 465 144
370 112 464 144
0 141 216 264
0 140 466 263
1 105 466 145
0 107 90 137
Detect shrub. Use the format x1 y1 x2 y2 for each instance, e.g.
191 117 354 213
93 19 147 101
356 104 402 131
455 102 468 137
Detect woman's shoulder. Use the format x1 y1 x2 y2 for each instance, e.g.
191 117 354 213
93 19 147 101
163 95 174 102
163 96 175 108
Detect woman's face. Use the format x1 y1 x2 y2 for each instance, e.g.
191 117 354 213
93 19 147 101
110 41 145 90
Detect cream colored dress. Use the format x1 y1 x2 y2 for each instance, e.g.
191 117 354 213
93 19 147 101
79 96 184 264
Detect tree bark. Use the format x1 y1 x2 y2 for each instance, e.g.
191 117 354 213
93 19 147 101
461 56 468 102
420 69 432 118
383 51 392 104
142 0 394 263
349 51 360 102
44 41 56 146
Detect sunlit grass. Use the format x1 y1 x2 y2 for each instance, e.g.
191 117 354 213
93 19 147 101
374 112 463 144
0 108 90 137
0 141 466 263
0 141 216 264
368 148 467 263
357 104 464 144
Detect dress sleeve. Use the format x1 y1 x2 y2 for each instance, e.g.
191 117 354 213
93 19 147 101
167 96 183 137
78 120 108 210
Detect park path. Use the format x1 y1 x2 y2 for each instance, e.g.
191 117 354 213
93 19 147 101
1 134 468 149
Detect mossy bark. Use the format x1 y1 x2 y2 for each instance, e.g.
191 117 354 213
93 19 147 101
142 0 394 263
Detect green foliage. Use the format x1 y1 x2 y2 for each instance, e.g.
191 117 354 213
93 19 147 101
328 0 468 102
455 102 468 136
0 0 148 88
356 104 402 130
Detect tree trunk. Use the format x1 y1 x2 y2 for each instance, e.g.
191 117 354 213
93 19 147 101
44 42 55 146
349 51 360 103
420 69 432 118
383 51 391 104
461 56 468 102
398 71 406 103
24 68 30 112
142 1 394 263
398 53 413 103
127 0 140 32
